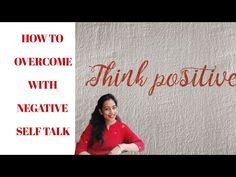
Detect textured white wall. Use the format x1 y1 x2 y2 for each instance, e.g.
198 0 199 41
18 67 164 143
76 23 236 154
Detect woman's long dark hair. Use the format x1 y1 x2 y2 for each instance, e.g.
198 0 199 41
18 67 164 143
88 93 121 147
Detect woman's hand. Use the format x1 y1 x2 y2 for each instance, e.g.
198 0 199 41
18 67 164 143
109 143 139 155
79 151 91 155
109 145 123 155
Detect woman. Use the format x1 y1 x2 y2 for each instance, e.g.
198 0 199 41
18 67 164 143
75 93 144 155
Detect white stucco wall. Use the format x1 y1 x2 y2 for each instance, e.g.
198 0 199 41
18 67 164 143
75 22 236 154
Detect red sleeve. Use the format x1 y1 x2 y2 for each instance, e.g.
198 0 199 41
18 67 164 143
75 124 92 155
123 123 145 152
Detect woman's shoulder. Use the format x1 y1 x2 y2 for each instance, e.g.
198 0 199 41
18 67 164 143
116 120 129 129
83 123 93 130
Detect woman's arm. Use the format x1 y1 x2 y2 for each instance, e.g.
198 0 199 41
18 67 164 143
109 123 144 155
75 124 92 155
122 123 145 152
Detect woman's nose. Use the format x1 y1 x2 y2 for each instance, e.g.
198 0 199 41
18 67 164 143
110 109 115 114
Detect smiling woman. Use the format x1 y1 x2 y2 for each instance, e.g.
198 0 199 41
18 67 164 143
75 93 144 155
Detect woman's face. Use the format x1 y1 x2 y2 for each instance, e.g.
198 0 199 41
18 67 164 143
100 99 117 122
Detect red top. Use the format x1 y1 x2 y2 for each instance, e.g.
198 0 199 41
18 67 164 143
75 121 144 155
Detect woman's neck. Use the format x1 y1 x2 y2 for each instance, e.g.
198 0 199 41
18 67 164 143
105 119 117 130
